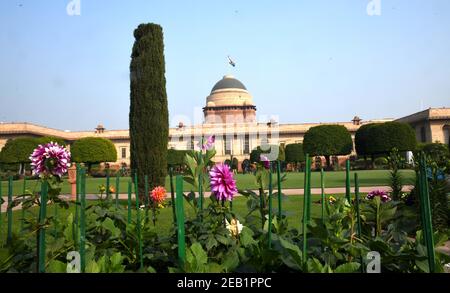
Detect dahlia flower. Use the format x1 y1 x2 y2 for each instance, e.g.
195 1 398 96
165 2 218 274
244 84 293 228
209 163 238 201
30 142 71 178
366 189 391 202
151 186 166 204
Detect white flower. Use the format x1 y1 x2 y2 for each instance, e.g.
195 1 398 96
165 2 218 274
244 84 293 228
225 218 243 237
139 205 145 210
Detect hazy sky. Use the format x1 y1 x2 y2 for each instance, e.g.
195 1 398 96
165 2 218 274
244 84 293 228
0 0 449 131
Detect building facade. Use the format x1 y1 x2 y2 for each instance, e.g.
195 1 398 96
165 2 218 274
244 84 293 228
0 75 449 170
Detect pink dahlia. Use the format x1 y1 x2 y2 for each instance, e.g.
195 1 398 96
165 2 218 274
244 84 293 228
366 189 391 202
209 163 238 201
30 142 71 177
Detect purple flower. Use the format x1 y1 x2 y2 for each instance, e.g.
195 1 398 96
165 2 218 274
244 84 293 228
30 142 71 177
209 163 238 201
199 135 215 151
260 155 270 169
366 189 391 202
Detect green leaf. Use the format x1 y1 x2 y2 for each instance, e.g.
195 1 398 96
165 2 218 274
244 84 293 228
334 262 361 273
47 260 66 273
206 236 218 250
85 260 101 273
190 242 208 265
306 257 324 273
222 250 240 272
101 218 120 238
239 227 257 247
415 259 430 273
279 237 303 270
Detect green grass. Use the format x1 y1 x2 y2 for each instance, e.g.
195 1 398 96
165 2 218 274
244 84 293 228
0 193 354 244
0 169 415 195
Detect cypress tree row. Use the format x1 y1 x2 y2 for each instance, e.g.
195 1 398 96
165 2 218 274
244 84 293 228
129 23 169 197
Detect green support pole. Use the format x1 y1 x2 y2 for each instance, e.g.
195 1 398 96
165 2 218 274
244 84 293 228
175 175 186 267
320 168 325 222
134 173 143 270
268 163 273 248
127 181 132 224
21 177 26 231
115 173 120 209
79 168 86 273
354 173 364 273
345 159 351 203
306 159 312 222
144 175 149 223
38 180 48 273
302 155 310 264
106 168 110 200
7 176 13 245
169 167 177 225
74 164 80 250
276 160 282 219
419 155 436 273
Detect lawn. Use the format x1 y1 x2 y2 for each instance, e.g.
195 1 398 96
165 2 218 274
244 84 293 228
0 169 415 195
0 193 352 244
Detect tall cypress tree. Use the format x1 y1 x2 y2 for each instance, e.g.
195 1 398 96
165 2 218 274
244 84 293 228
129 23 168 197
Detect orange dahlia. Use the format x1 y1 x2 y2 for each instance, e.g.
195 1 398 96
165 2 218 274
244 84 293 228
151 186 166 204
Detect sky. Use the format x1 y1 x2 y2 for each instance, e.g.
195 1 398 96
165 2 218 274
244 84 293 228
0 0 449 131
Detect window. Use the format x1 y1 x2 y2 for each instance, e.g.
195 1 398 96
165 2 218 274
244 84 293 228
244 134 250 154
121 147 127 159
190 136 195 150
420 127 426 142
223 135 232 155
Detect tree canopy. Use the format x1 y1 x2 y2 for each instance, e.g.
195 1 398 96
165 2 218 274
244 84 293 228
71 137 117 168
303 125 353 168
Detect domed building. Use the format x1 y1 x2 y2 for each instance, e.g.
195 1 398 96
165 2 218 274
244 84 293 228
203 75 257 124
1 73 448 172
